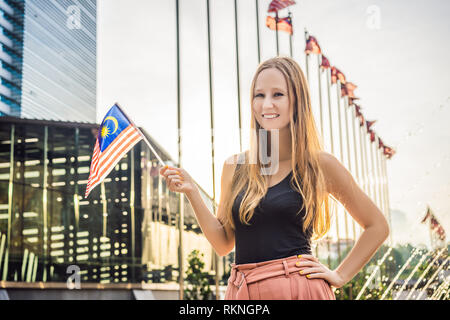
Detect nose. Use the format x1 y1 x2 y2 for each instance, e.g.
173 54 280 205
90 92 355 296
262 96 275 110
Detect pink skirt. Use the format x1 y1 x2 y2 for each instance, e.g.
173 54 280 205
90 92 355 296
224 254 336 300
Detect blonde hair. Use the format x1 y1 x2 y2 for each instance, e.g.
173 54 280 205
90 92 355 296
223 56 333 242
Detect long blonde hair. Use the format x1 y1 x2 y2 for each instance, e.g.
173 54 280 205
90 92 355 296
223 56 333 242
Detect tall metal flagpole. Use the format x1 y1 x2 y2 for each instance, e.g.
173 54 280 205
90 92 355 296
368 132 379 210
343 96 357 243
314 54 325 262
363 125 377 217
360 121 371 236
370 134 381 216
288 11 293 58
375 135 391 246
350 103 360 241
175 0 185 300
365 126 376 206
378 145 388 232
376 139 387 235
304 29 309 81
333 79 343 265
206 0 219 300
234 0 243 152
316 55 324 138
324 67 335 268
381 154 393 246
336 82 350 259
343 96 356 300
357 117 367 238
374 135 383 217
275 11 279 56
255 0 261 64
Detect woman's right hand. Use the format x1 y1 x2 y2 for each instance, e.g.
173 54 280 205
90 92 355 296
159 165 196 195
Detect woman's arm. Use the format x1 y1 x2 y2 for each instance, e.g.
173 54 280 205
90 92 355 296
319 151 390 286
159 157 236 257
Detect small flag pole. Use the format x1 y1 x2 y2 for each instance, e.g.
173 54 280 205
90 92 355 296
114 103 166 167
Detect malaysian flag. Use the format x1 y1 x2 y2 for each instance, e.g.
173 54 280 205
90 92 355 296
268 0 296 13
341 82 358 98
266 15 293 34
320 54 330 69
421 207 446 241
330 66 346 84
85 103 143 198
305 35 321 55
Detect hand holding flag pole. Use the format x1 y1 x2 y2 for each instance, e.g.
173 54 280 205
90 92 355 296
85 103 166 198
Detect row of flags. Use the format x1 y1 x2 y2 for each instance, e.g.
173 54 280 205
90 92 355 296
264 1 396 160
304 35 396 159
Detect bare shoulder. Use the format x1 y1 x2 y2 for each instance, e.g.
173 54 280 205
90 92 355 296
317 150 353 194
317 150 339 171
317 152 389 232
222 151 246 179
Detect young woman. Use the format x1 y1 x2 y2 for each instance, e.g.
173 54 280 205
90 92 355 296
160 56 390 300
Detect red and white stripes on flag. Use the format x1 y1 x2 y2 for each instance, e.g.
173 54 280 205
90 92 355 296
85 125 143 198
268 0 296 13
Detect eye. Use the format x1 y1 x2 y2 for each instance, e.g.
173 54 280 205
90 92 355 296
254 93 283 98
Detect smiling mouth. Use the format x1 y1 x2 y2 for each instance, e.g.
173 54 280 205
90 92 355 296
262 114 280 119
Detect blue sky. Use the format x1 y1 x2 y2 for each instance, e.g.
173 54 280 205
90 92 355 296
98 0 450 248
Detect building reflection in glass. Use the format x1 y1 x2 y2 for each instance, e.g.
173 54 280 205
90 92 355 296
0 117 233 286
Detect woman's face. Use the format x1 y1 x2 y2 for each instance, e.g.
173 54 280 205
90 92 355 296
252 68 291 131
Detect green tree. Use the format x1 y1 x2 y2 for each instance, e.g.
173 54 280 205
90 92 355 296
184 249 213 300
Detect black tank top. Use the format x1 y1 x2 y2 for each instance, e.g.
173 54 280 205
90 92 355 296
232 166 313 264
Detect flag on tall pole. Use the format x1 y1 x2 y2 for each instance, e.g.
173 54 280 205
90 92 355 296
320 54 330 69
268 0 296 12
421 206 446 242
305 35 321 55
377 137 395 158
266 15 292 34
382 145 396 159
267 0 296 56
366 120 377 136
341 82 357 98
330 66 346 84
85 103 150 198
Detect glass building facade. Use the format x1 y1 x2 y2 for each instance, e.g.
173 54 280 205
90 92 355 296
0 0 24 117
0 116 233 286
0 0 96 122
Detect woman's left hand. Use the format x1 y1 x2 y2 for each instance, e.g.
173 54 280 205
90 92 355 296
296 254 347 289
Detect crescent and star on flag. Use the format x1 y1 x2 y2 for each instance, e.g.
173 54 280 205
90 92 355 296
101 116 119 139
